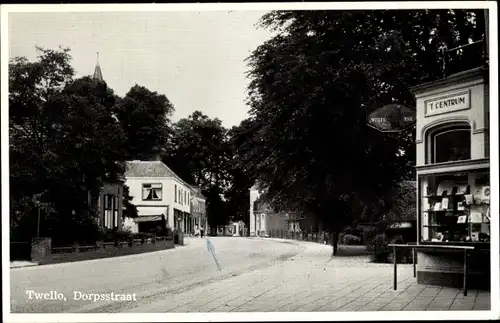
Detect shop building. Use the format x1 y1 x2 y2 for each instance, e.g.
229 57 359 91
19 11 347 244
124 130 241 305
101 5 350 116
409 66 490 288
123 159 193 234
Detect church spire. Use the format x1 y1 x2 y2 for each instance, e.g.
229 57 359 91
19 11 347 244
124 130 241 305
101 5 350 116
93 52 103 82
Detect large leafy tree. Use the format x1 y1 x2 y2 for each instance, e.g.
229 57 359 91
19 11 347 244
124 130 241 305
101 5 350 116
9 47 130 243
224 118 261 224
163 111 232 228
114 85 175 160
243 10 486 254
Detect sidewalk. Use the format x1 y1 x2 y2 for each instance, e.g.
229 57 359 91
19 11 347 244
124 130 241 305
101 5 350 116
10 239 201 269
128 238 490 312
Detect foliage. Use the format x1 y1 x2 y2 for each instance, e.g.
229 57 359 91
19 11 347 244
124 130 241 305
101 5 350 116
162 111 232 228
343 226 364 238
341 234 362 245
363 226 379 246
9 47 129 244
224 119 261 223
241 10 486 250
366 233 391 263
114 85 174 160
122 185 138 219
387 181 417 221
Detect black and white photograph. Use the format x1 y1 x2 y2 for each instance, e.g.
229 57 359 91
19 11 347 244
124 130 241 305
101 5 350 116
1 2 498 322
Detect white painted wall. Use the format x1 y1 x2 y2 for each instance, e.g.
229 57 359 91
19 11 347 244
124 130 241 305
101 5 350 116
249 187 261 236
171 178 191 214
125 176 192 229
414 76 488 166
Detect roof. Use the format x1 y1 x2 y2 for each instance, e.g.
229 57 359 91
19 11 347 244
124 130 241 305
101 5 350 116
409 67 487 95
125 160 178 178
125 160 192 188
188 185 205 199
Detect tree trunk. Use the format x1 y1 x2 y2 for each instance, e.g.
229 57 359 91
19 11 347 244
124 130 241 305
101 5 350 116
331 230 339 256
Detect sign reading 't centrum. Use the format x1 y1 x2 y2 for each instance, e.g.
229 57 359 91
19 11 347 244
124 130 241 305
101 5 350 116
425 91 471 117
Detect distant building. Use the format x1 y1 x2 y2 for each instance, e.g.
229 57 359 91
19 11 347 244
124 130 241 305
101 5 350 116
189 185 207 234
249 184 303 237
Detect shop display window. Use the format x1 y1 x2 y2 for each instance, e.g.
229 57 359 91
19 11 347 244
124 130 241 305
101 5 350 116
420 170 490 243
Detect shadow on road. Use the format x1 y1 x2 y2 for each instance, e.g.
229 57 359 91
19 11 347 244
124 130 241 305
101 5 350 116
331 245 370 257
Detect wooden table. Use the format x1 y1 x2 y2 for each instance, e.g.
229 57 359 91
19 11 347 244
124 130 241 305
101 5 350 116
388 243 476 296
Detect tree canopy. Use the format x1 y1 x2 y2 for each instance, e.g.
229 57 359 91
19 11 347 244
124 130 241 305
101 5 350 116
10 47 139 243
241 9 486 235
114 85 175 160
162 111 232 227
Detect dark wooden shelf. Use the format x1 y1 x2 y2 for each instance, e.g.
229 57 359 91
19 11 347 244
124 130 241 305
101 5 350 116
423 209 462 213
423 194 467 198
418 241 491 249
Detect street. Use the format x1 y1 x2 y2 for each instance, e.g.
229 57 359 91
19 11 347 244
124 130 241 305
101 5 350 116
10 237 490 313
10 237 303 313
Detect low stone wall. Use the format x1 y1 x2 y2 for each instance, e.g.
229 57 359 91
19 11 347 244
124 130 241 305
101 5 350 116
38 237 175 265
31 237 52 262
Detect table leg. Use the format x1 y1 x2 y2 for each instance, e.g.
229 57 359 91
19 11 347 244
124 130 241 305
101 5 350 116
463 249 468 296
412 248 416 278
393 245 397 290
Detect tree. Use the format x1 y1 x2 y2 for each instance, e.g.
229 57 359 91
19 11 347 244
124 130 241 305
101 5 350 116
243 10 486 255
114 85 175 160
9 46 75 240
9 47 130 244
162 111 232 229
224 118 261 225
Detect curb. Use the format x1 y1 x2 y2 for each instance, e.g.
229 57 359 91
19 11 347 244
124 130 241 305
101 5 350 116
10 262 39 269
9 243 202 270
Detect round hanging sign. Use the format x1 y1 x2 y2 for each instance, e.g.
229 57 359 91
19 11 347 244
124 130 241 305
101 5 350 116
367 104 416 133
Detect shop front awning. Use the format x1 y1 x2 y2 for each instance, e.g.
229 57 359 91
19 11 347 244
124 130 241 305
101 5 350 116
134 215 164 223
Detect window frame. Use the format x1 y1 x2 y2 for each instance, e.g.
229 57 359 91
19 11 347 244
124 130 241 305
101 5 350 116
426 123 472 165
419 169 490 245
142 183 163 201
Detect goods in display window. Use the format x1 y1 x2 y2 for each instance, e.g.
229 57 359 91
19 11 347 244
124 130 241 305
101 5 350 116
420 171 490 244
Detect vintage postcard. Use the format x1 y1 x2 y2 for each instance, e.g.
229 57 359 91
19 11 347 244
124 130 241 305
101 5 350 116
1 2 498 322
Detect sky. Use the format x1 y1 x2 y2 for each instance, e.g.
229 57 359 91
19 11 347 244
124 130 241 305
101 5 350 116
8 11 273 128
